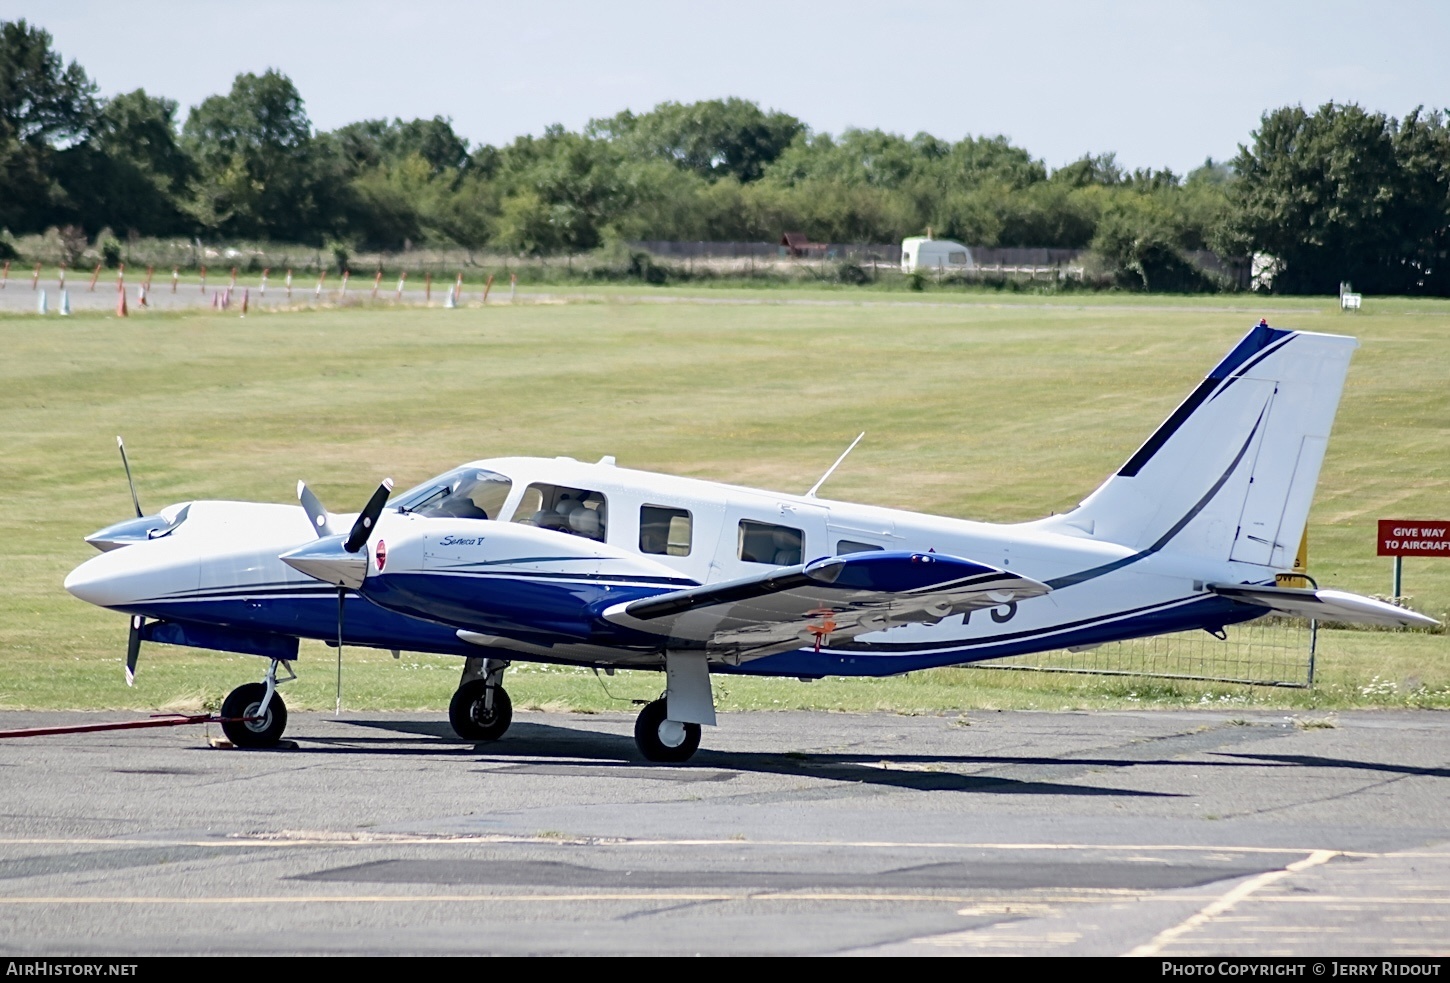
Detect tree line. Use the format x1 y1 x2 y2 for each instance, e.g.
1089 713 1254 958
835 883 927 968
2 19 1447 294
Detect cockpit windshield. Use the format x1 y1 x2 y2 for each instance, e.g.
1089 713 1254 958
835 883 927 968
389 467 513 520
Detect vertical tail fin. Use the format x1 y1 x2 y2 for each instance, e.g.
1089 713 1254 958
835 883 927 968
1043 323 1358 568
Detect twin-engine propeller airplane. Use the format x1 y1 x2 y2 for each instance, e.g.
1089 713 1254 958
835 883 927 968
65 322 1436 761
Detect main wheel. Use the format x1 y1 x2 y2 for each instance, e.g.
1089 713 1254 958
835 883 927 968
220 682 288 749
449 680 513 741
633 698 701 763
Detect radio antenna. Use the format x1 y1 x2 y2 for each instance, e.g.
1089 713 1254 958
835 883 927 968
806 432 865 498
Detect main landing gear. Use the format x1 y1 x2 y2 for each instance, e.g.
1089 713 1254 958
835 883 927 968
634 699 701 763
220 658 293 749
443 653 715 763
632 652 715 764
449 657 513 741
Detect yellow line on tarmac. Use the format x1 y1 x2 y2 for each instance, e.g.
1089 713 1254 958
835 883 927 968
7 889 1442 909
1228 895 1450 905
1124 849 1340 957
0 893 738 905
0 892 1054 905
0 835 1428 858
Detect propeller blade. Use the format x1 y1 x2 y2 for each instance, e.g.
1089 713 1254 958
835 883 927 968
297 481 336 537
125 615 143 687
117 436 143 519
344 478 394 554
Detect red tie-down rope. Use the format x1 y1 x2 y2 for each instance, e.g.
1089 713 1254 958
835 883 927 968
0 713 255 739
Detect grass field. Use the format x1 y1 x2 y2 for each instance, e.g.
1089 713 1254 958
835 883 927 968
1 290 1446 714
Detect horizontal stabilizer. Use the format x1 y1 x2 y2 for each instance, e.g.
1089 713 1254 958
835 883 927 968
1209 583 1440 628
602 551 1050 656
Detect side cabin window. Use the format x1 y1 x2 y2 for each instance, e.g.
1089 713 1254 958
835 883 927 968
391 468 512 520
948 250 968 265
513 483 607 542
836 539 883 555
738 519 802 566
640 505 692 556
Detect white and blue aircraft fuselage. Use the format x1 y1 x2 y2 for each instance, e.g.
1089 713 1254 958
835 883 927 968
64 322 1436 761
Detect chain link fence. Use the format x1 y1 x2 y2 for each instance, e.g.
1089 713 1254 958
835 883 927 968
969 617 1317 688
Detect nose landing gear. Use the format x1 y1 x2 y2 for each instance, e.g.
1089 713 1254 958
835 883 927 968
220 658 293 748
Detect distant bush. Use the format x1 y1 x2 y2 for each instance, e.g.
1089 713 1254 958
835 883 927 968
626 251 668 284
96 228 121 268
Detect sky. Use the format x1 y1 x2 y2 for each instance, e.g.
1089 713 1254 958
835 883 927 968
8 0 1448 175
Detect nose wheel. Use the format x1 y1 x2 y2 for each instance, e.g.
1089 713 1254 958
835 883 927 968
220 682 288 748
634 698 701 763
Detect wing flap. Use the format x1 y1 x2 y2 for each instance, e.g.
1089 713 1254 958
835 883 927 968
602 551 1050 652
1209 583 1440 628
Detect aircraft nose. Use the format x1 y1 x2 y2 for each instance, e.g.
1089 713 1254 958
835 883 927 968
64 553 128 607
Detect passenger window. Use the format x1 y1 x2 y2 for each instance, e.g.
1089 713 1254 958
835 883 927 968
738 520 803 565
640 505 691 556
836 539 884 555
513 483 607 542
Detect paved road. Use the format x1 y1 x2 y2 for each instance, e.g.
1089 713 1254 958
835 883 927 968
0 278 1331 316
0 279 480 315
0 708 1445 957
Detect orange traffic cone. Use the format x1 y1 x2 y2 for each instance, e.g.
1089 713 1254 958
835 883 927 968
116 284 128 318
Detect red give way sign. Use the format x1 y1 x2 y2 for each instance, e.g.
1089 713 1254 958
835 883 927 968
1378 520 1450 557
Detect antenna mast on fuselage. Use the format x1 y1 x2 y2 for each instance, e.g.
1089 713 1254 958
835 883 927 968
806 432 866 498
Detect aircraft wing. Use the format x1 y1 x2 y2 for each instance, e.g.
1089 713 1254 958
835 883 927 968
1209 583 1440 628
600 551 1050 657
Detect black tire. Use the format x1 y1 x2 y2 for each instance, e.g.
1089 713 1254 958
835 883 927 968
448 680 513 741
633 698 701 763
220 682 287 749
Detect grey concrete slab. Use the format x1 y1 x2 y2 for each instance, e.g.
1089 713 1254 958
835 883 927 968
0 708 1445 955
